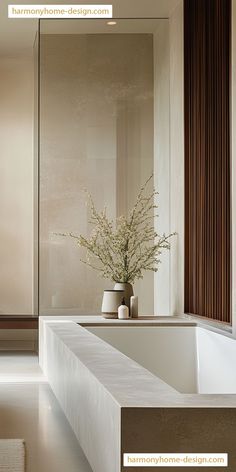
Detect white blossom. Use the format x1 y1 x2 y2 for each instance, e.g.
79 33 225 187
57 175 176 283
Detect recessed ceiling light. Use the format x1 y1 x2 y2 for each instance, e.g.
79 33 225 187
107 21 117 26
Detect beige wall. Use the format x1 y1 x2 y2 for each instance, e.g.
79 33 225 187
39 33 154 315
154 2 184 315
153 21 170 314
0 9 184 321
0 57 34 314
169 1 184 315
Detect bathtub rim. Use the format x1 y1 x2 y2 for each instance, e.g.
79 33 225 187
39 315 236 407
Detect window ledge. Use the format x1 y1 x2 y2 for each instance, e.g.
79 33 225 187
180 313 233 339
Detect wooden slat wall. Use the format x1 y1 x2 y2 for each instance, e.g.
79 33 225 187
184 0 231 323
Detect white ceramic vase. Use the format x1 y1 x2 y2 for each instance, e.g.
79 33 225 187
101 289 124 319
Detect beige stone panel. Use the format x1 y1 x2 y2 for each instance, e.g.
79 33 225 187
40 33 154 315
0 57 34 314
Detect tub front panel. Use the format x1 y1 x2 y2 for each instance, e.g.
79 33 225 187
121 407 236 471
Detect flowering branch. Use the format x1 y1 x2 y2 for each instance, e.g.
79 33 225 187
56 175 176 283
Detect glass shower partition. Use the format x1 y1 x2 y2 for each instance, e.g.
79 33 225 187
38 19 159 315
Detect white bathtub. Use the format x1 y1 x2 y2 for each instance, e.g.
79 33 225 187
87 326 236 394
39 316 236 472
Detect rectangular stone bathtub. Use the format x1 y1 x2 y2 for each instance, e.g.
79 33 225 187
39 316 236 472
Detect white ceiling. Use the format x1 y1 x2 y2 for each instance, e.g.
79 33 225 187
0 0 181 56
41 18 166 35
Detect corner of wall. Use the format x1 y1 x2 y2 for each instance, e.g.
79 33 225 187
169 1 185 315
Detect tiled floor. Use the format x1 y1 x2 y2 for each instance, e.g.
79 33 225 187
0 352 92 472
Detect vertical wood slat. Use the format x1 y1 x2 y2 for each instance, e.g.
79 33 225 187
184 0 231 323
